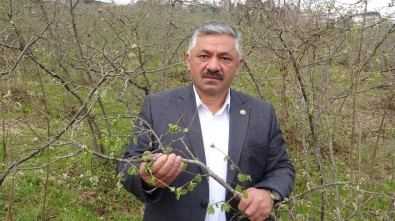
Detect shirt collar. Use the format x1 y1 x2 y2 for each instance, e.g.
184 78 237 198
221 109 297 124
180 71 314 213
193 85 231 114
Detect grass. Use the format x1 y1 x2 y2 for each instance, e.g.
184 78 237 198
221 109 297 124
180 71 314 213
0 71 147 220
0 158 144 221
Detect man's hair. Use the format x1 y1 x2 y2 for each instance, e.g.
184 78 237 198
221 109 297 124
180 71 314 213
187 21 243 59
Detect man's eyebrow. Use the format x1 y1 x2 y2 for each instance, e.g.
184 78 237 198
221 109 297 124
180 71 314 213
198 49 233 57
197 49 212 54
218 52 232 57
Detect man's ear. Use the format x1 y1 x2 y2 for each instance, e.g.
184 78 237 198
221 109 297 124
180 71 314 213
185 53 191 70
239 58 244 66
236 58 244 75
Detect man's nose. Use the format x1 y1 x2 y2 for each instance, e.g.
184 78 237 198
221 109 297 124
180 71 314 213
206 58 220 72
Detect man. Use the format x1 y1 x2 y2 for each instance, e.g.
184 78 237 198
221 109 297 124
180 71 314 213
117 21 295 221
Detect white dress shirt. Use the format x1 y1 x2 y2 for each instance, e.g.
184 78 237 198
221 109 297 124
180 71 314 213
194 86 230 221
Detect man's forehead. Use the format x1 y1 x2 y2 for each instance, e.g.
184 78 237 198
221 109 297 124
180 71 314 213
194 35 236 51
196 34 235 42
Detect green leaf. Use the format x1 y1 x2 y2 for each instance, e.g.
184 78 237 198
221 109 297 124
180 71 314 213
194 174 202 183
182 163 188 171
223 156 229 161
127 166 139 175
144 164 153 174
142 151 151 162
147 177 155 184
230 164 235 170
242 190 249 198
175 188 188 200
168 124 180 134
164 146 172 154
221 203 231 212
207 205 215 214
178 188 188 195
237 173 251 183
235 185 243 193
187 182 197 191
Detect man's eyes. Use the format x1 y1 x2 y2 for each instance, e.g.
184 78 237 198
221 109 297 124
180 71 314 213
197 55 232 61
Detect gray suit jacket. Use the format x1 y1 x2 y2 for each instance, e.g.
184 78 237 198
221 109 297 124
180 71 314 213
117 85 295 221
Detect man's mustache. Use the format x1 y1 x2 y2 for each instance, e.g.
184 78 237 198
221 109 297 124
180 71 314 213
202 71 224 80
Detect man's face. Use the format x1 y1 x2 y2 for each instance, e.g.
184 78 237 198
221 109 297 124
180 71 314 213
185 34 243 98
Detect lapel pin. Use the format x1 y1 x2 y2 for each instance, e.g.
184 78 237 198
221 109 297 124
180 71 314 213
240 110 246 115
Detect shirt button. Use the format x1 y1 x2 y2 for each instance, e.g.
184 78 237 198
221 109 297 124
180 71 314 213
200 201 208 209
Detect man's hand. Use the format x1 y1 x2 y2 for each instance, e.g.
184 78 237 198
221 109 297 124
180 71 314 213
237 188 274 221
139 153 183 188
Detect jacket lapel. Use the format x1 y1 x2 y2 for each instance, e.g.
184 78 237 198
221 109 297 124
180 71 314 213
227 90 249 186
175 86 249 184
175 85 206 165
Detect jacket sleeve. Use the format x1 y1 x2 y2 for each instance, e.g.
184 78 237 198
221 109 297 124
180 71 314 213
254 105 295 201
116 95 162 203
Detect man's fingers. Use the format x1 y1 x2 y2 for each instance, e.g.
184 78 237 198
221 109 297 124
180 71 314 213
150 153 166 174
155 154 182 179
176 156 184 173
243 203 258 218
164 156 184 183
237 194 252 212
237 188 274 221
139 153 184 188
